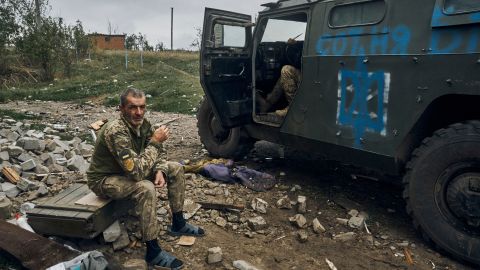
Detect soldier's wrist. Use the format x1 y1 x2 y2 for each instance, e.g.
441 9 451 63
149 140 163 150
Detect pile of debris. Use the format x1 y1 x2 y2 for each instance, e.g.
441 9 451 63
0 116 94 216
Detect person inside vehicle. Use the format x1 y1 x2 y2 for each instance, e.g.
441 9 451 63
87 88 204 270
257 38 301 117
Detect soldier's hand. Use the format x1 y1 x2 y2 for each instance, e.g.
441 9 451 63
152 125 169 143
154 170 166 188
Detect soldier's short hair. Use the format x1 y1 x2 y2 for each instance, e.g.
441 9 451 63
120 87 145 106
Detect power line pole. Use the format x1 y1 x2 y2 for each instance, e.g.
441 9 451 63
34 0 42 27
171 7 173 50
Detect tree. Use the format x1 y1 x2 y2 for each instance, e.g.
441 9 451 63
155 41 164 51
125 33 137 50
72 20 90 58
190 27 202 51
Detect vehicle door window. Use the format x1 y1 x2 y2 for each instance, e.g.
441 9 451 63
213 23 246 48
329 0 386 28
444 0 480 14
261 18 306 42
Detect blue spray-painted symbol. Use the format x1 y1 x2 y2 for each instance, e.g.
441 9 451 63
337 60 389 148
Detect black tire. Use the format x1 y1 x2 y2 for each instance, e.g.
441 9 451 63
196 97 253 159
403 121 480 265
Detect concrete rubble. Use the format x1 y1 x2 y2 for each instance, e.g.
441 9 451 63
207 246 223 264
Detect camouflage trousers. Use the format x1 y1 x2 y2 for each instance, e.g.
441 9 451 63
266 65 301 106
92 161 185 242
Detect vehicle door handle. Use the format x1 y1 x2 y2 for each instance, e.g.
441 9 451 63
218 65 245 78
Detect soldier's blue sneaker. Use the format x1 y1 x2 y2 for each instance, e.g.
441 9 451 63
167 223 205 237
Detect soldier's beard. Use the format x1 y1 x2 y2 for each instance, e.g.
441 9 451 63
123 112 144 127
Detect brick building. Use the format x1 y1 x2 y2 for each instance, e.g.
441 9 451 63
88 34 125 50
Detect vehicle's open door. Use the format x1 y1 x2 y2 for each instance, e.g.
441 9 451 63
201 8 252 128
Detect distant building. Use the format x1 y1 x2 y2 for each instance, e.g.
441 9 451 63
88 33 125 50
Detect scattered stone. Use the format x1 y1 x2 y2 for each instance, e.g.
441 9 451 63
0 152 9 162
297 195 306 213
251 198 268 214
333 232 356 241
7 146 23 157
207 247 223 264
35 164 49 174
247 216 267 231
6 131 20 142
276 196 292 209
233 260 260 270
348 209 359 217
312 218 326 233
348 215 366 229
20 159 36 171
290 184 302 192
17 153 33 163
183 199 201 219
17 137 45 151
45 175 59 186
215 217 227 227
16 178 38 191
112 225 130 251
297 230 308 242
103 220 122 242
0 193 12 220
1 182 20 198
123 259 147 270
289 214 307 228
336 218 349 226
67 155 88 173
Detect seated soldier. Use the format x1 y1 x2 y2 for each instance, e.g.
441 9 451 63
87 87 204 270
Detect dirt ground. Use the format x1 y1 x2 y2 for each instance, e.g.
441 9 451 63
1 100 475 270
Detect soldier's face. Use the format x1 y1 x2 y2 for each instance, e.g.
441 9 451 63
121 95 146 127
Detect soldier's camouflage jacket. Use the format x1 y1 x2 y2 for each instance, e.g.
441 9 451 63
87 115 167 190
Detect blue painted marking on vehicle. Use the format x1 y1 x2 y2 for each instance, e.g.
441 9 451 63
316 25 410 56
338 60 388 148
471 12 480 21
430 29 463 53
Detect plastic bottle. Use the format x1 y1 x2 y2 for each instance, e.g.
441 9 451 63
15 213 35 233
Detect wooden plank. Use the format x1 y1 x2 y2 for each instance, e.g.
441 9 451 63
44 183 83 205
54 184 90 206
197 201 245 211
1 167 20 184
75 192 110 207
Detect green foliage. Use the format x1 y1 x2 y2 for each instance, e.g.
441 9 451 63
0 108 40 120
0 50 204 114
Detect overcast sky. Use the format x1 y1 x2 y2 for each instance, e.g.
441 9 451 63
48 0 265 50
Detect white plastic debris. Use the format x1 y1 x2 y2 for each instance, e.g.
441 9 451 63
325 258 337 270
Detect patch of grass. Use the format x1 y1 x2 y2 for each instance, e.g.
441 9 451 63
1 50 204 114
0 109 40 120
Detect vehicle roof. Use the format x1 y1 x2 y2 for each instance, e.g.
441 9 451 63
260 0 321 12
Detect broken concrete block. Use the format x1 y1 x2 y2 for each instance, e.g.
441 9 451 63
39 153 55 165
0 151 9 161
55 157 68 166
7 146 23 157
78 143 94 156
297 230 308 243
67 155 88 173
6 131 20 142
336 218 349 225
0 193 12 220
289 214 307 228
112 225 130 251
17 153 33 163
53 138 69 151
1 182 20 198
20 159 36 171
17 178 38 191
183 199 201 219
45 175 59 186
45 140 57 151
333 232 356 241
312 218 326 233
17 138 45 152
348 209 359 217
215 217 227 228
348 215 366 229
65 150 75 160
21 171 36 179
48 163 65 173
233 260 260 270
207 247 223 264
103 220 121 242
297 195 307 213
276 195 292 209
251 198 268 214
35 164 49 174
247 216 267 231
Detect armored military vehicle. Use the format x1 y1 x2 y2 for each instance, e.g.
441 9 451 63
198 0 480 264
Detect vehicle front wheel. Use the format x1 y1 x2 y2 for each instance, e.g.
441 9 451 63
403 121 480 265
196 97 253 159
